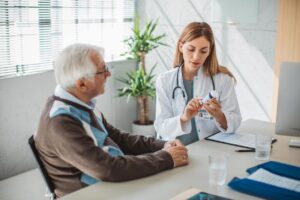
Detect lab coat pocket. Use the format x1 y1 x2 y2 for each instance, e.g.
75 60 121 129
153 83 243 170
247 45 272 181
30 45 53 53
171 94 186 116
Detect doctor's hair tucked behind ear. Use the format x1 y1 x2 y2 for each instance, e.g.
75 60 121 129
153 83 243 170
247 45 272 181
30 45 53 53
54 43 105 89
173 22 236 82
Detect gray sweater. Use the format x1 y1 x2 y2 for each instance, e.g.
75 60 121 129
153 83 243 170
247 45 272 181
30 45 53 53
35 96 174 197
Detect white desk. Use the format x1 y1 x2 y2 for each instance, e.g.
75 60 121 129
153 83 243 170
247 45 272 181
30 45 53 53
0 169 47 200
61 119 300 200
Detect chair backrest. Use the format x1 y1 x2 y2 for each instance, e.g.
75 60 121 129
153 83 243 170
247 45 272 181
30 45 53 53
28 135 56 198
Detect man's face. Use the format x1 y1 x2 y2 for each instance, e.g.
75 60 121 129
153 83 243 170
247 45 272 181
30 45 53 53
87 51 111 98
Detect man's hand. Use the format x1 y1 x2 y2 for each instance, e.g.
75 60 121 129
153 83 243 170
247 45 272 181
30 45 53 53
163 146 189 167
164 139 184 148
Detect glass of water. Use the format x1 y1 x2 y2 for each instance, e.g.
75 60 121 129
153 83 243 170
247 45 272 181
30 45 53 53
255 134 272 161
208 152 229 186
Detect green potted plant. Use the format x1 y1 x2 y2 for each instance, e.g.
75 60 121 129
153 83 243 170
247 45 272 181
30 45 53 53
118 17 167 136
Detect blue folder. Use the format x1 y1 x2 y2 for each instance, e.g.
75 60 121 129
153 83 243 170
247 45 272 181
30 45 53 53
228 161 300 200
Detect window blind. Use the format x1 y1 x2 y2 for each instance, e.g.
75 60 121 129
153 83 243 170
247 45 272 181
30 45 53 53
0 0 135 78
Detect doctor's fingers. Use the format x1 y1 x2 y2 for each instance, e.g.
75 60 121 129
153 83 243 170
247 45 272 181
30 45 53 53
186 104 198 112
208 99 221 109
204 104 218 116
187 99 202 110
206 101 221 111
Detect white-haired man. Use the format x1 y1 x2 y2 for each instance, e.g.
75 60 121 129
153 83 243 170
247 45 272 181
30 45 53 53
34 43 189 197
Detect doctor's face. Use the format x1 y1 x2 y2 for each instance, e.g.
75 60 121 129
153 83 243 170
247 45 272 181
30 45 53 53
179 36 210 71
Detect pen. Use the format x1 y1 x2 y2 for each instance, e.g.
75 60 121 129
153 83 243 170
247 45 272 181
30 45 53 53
235 138 278 153
235 149 255 152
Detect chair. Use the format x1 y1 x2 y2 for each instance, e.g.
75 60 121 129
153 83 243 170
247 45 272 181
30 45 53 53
28 135 56 200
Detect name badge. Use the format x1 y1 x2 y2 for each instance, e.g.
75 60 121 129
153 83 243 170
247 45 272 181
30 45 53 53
199 109 213 120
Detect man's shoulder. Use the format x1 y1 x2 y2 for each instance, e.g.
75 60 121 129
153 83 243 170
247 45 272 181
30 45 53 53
35 102 85 153
51 114 83 128
49 99 86 124
39 110 83 137
38 98 84 137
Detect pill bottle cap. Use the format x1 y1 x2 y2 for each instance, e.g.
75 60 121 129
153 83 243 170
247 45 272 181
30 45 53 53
209 90 219 99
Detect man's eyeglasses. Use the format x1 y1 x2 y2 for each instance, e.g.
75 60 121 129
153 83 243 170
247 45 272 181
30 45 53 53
95 65 110 76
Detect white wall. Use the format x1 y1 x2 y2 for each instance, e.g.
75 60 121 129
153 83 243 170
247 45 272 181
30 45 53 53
0 0 279 179
0 60 137 180
137 0 278 122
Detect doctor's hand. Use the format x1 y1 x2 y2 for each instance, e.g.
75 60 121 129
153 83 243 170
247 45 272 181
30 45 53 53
163 146 189 167
164 139 184 148
180 97 202 124
204 99 228 130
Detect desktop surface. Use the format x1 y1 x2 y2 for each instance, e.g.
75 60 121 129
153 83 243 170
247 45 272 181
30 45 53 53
61 119 300 200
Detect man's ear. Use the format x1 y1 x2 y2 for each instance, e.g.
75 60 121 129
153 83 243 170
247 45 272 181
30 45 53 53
75 78 89 92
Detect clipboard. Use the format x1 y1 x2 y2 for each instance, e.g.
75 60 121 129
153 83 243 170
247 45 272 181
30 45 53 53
205 132 277 150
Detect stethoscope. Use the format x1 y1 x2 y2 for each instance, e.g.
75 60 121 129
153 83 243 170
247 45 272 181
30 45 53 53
172 63 215 99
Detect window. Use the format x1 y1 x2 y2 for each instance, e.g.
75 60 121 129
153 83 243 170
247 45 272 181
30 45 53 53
0 0 135 78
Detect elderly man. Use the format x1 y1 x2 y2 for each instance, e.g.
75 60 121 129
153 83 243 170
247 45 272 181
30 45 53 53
34 43 189 197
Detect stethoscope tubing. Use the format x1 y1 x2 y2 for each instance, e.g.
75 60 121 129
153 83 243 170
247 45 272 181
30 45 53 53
172 64 215 99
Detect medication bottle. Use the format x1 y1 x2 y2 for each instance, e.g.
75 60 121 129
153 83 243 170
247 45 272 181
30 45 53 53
200 90 219 105
198 90 219 120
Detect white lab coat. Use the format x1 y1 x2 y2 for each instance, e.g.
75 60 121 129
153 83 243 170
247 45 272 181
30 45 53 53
154 66 242 140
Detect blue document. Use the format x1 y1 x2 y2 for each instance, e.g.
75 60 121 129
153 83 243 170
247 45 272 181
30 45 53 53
228 161 300 200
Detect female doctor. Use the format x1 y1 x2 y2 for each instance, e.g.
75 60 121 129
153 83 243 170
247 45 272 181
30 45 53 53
154 22 242 145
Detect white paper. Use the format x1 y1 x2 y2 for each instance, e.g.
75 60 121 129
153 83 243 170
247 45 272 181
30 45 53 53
207 132 256 148
247 168 300 193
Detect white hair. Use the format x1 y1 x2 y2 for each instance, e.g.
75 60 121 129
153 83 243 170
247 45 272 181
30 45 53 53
54 43 105 89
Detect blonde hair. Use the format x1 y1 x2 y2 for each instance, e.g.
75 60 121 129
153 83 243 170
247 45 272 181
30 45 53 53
173 22 235 81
